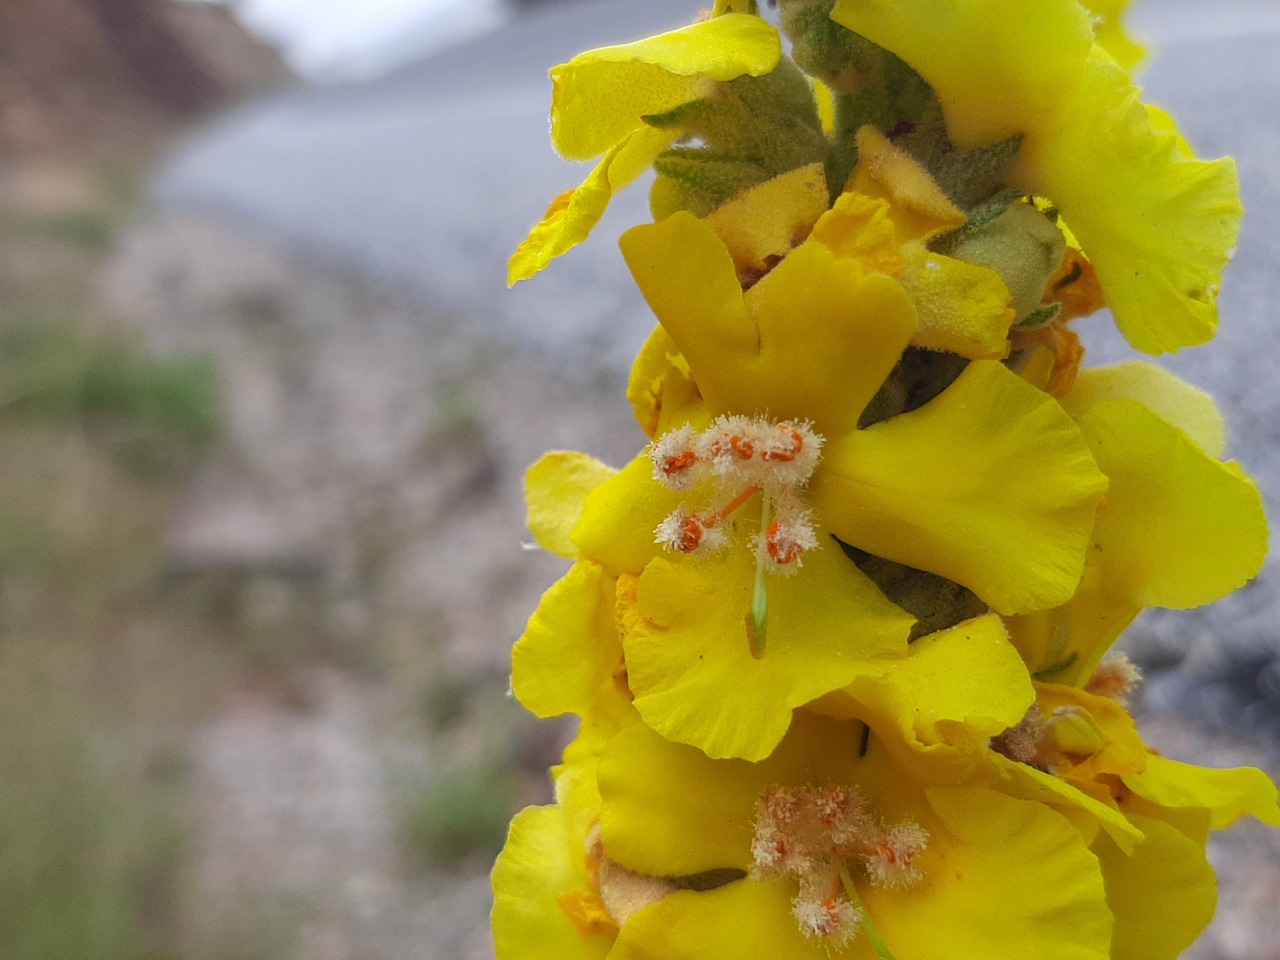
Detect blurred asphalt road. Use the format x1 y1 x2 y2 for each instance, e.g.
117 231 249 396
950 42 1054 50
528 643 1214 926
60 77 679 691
154 0 1280 631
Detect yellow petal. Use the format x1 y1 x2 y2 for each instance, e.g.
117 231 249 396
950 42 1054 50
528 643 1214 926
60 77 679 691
621 211 917 436
550 14 782 160
1082 0 1145 72
625 325 704 440
1060 362 1225 458
702 162 829 277
493 805 616 960
815 360 1107 615
1121 755 1280 830
986 752 1144 851
626 539 913 761
526 452 619 558
1024 51 1241 353
867 787 1113 960
842 614 1034 769
897 247 1015 359
1004 562 1140 685
831 0 1094 149
849 125 966 240
1094 814 1216 960
509 126 672 284
1079 398 1267 608
571 452 684 573
809 190 908 274
611 882 837 960
512 561 623 719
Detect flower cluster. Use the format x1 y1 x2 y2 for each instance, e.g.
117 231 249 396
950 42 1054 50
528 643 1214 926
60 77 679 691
494 1 1279 958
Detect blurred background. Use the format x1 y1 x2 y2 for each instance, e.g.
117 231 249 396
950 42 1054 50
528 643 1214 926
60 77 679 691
0 0 1276 957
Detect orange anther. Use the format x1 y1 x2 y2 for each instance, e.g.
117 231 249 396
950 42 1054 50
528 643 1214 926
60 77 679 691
761 425 804 462
660 450 699 476
766 521 804 564
728 435 755 460
675 516 705 553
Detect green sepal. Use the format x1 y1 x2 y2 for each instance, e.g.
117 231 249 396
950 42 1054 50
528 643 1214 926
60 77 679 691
1014 302 1063 332
648 58 827 218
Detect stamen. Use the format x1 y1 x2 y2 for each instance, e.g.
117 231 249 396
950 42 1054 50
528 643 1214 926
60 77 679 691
710 484 763 525
649 424 702 490
756 498 819 574
751 783 926 948
654 508 728 556
793 869 862 946
990 704 1048 767
860 822 928 890
1085 653 1142 704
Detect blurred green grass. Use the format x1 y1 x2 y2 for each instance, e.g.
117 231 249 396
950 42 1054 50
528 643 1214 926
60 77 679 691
0 156 531 958
0 158 227 960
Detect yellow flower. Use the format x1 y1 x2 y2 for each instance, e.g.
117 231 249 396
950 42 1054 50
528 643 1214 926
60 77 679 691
595 713 1114 960
1004 362 1268 686
517 210 1108 762
508 13 782 284
830 0 1241 354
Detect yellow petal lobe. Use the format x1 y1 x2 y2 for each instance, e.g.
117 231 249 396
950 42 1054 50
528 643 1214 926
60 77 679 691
526 452 619 558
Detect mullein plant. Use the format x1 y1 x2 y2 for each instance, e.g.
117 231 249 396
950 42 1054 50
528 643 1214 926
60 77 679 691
495 1 1280 957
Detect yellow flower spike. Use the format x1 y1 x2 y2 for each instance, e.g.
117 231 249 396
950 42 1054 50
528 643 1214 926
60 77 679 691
1092 814 1216 960
830 0 1242 354
526 452 619 559
1121 755 1280 831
